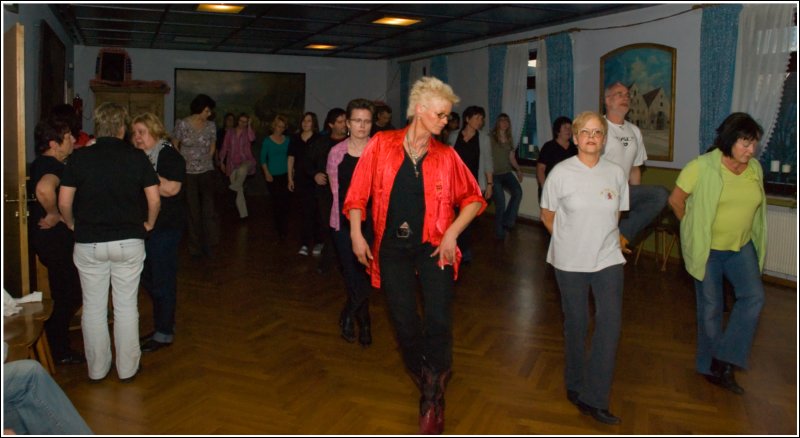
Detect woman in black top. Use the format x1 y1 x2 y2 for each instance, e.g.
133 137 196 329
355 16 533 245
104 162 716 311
287 111 322 255
132 112 187 353
326 99 375 346
536 116 576 199
30 116 84 365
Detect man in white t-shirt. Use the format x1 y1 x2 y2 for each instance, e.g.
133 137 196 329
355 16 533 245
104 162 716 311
602 82 669 253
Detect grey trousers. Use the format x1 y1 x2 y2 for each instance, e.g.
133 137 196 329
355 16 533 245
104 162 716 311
554 264 623 409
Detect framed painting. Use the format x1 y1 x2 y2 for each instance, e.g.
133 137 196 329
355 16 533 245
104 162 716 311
174 69 305 138
600 43 676 162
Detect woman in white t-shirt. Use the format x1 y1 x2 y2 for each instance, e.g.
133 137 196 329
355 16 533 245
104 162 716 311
540 111 629 426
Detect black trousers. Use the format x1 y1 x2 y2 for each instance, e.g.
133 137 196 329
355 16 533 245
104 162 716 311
296 184 324 248
32 224 83 359
331 225 372 316
266 174 291 239
379 239 454 375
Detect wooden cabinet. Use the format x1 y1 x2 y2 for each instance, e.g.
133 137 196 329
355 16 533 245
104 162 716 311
90 84 168 121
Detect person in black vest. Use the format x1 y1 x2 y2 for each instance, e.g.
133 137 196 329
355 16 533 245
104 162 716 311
132 112 187 353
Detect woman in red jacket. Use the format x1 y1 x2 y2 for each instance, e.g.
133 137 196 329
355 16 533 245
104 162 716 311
344 77 486 434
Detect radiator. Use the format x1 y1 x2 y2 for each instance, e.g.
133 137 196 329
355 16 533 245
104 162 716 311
764 204 797 279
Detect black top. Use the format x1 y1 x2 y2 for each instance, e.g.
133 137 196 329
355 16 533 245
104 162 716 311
287 132 319 188
538 139 578 178
152 144 187 230
337 153 373 240
29 155 69 235
384 151 425 246
307 134 341 182
337 153 360 211
61 136 160 243
453 131 480 179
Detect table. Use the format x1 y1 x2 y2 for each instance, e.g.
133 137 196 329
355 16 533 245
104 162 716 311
3 299 55 374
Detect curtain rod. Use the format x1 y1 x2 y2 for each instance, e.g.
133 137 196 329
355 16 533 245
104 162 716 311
399 5 705 64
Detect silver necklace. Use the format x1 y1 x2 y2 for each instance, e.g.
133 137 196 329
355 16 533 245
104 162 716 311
405 130 429 178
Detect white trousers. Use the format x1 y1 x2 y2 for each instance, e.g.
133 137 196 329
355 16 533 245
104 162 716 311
73 238 145 380
229 163 249 218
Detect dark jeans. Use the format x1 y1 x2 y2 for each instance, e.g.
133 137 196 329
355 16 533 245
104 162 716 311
492 172 523 239
267 174 291 239
555 264 623 410
32 224 83 359
185 170 219 255
380 239 454 375
141 227 183 343
331 226 372 316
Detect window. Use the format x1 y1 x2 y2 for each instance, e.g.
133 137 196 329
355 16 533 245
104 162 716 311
517 50 538 166
760 50 796 196
759 12 796 197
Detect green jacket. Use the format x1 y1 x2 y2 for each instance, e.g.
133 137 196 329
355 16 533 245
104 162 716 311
680 148 767 280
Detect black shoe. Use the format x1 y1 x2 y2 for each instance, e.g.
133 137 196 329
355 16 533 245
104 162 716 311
576 400 621 425
141 338 172 353
119 364 141 383
566 390 580 406
706 358 745 394
355 302 372 347
55 350 86 365
339 309 356 343
140 331 155 342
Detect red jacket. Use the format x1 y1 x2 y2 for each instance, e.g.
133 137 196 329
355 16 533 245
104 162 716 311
343 128 487 288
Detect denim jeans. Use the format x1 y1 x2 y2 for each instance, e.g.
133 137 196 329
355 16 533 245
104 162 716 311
74 238 145 380
3 360 93 434
555 264 624 409
618 184 669 242
492 172 523 239
142 227 183 343
694 241 764 374
379 240 454 375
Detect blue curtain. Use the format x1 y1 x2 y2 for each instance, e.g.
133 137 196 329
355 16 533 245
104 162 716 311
488 45 506 125
699 4 742 154
546 33 573 125
399 62 410 123
430 55 448 83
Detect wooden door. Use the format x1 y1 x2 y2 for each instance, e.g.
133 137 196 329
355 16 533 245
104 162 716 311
3 24 30 297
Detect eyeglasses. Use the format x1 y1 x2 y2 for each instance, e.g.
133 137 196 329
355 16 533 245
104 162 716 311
578 128 605 138
607 91 631 99
423 105 449 120
348 119 371 126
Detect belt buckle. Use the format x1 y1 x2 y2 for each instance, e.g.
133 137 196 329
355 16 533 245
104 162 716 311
396 222 412 239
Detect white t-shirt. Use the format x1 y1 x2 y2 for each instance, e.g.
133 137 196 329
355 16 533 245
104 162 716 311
603 117 647 179
540 156 630 272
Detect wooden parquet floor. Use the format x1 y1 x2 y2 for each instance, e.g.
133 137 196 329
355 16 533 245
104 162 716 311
52 191 798 435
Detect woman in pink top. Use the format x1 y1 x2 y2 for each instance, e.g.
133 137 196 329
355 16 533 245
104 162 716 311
218 112 256 219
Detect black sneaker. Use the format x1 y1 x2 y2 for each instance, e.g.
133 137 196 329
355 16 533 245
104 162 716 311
55 350 86 365
141 338 172 353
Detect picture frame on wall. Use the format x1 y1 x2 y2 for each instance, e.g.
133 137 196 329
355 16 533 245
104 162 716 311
600 43 676 162
174 68 306 138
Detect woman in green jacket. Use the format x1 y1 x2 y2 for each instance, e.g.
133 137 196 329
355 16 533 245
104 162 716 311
668 112 767 395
